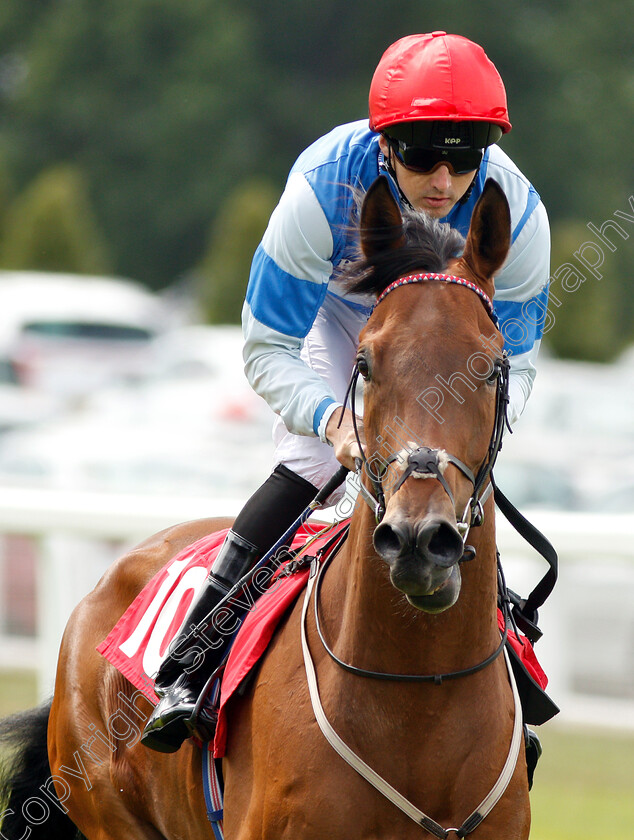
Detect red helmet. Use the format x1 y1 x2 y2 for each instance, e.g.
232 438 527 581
369 32 511 135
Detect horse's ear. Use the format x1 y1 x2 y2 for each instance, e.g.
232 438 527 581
360 176 406 258
461 179 511 291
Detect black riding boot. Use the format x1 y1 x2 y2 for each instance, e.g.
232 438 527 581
141 530 259 753
141 464 320 753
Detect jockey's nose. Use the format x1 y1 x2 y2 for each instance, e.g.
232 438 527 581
428 164 453 191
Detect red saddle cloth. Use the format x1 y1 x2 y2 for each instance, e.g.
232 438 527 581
96 521 347 754
98 519 548 758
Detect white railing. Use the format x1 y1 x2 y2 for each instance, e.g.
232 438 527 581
0 485 633 731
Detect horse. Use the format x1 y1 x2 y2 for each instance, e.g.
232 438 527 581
0 174 531 839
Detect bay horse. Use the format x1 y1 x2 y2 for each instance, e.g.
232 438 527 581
0 175 531 839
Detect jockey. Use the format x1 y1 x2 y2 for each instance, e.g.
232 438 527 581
142 31 551 752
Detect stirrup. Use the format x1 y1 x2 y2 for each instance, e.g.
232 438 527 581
140 714 193 753
141 672 199 753
142 674 219 753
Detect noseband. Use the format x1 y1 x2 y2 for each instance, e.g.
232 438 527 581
345 272 510 542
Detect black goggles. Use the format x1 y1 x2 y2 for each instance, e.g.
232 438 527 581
386 137 483 175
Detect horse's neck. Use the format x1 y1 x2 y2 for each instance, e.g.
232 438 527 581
326 506 500 677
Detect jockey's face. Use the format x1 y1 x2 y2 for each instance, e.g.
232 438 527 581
378 135 476 218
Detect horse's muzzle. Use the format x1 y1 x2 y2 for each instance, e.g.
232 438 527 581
373 516 464 612
374 516 464 569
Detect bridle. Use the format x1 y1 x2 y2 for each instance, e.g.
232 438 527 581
344 272 510 553
324 270 512 685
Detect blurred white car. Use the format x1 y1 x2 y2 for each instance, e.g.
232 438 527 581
0 318 631 511
0 383 62 433
0 326 275 498
0 271 177 398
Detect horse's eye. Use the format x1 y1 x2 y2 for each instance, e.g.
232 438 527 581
356 356 371 381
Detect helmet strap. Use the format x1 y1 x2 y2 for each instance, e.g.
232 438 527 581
379 147 414 211
458 170 480 205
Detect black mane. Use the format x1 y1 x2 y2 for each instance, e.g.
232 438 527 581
342 210 465 297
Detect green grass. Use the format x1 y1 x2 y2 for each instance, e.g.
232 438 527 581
530 725 634 839
0 670 632 838
0 669 38 718
0 669 39 815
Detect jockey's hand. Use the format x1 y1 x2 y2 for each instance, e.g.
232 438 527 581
325 406 365 471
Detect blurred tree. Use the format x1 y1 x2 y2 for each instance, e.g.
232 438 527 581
197 177 278 324
0 0 630 361
0 152 13 237
544 220 619 362
0 163 112 274
0 0 262 287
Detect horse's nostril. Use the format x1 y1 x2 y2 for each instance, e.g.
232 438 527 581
418 520 464 568
373 522 407 562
